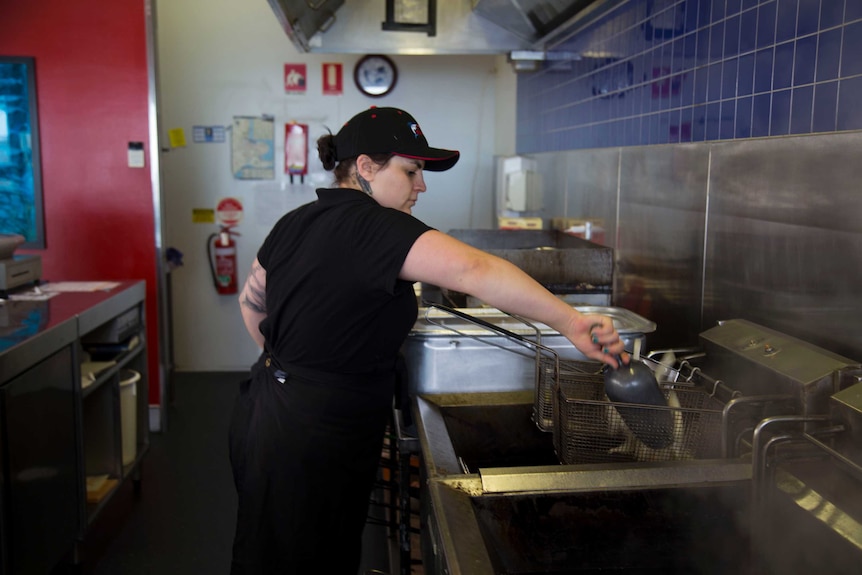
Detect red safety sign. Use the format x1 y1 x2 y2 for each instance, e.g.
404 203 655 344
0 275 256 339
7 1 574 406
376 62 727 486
322 63 343 95
216 197 243 227
284 63 307 94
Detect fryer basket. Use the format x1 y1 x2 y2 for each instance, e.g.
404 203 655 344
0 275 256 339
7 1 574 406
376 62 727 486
552 373 726 464
534 356 603 432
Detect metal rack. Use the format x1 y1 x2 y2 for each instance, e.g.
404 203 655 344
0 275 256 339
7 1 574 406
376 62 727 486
553 368 727 464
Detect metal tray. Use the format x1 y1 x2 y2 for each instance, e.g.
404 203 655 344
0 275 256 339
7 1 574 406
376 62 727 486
411 305 656 337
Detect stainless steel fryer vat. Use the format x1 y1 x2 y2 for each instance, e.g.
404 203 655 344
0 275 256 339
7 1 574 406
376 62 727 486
412 383 791 574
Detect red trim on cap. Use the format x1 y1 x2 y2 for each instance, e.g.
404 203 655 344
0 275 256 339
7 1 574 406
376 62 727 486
395 152 459 162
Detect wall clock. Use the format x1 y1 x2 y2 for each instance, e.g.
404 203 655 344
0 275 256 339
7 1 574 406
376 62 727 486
354 54 398 97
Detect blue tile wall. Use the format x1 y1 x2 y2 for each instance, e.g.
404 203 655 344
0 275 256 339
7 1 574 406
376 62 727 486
517 0 862 152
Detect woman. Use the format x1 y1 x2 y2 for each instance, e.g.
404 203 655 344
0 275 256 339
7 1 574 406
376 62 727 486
230 106 628 574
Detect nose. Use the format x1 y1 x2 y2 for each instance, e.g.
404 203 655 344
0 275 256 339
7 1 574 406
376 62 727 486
415 171 427 192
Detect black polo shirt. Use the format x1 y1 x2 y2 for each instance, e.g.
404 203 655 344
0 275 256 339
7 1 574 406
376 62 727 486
257 188 432 374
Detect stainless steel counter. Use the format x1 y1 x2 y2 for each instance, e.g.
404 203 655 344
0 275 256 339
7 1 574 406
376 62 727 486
0 280 146 574
0 280 145 382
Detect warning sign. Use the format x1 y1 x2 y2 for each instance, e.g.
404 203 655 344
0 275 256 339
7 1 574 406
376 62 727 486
284 63 307 94
216 197 243 226
322 63 342 95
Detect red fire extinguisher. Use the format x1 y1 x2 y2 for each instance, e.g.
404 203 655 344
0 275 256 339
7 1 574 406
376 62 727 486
208 227 240 295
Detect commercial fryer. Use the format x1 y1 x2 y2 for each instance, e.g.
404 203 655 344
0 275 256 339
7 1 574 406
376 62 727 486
392 304 654 573
411 318 862 574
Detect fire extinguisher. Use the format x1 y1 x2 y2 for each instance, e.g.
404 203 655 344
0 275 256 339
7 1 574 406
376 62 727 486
207 227 240 295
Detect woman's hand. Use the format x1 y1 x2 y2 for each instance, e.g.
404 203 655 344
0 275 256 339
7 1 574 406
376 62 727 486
567 313 630 369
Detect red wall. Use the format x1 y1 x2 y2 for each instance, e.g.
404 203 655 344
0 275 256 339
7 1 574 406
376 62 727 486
1 0 161 404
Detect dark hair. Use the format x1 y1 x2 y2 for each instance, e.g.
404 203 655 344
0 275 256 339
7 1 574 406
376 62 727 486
316 133 393 184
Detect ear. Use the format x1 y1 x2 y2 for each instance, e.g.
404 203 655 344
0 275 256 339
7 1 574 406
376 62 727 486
355 154 377 181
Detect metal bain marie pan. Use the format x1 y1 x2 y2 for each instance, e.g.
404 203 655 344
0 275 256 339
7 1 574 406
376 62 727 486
404 305 655 400
417 304 657 433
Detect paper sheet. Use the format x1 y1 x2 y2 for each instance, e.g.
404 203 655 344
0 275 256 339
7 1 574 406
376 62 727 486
40 281 120 292
7 290 58 301
231 116 275 180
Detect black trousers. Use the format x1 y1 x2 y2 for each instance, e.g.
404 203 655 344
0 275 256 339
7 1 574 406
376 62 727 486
228 354 394 574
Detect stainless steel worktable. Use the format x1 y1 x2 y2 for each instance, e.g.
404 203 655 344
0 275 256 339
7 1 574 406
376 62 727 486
0 280 148 574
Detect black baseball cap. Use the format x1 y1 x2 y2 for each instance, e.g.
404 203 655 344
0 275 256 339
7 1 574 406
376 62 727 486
333 107 460 172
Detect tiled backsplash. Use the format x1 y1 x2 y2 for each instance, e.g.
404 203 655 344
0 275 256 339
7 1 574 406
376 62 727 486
517 0 862 152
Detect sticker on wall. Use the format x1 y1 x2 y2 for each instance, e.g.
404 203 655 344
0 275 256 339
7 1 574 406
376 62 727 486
168 127 187 148
192 208 215 224
231 115 275 180
192 125 226 143
322 63 342 95
284 64 307 94
216 197 243 227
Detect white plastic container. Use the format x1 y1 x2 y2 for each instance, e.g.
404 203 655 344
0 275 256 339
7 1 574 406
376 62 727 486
119 369 139 466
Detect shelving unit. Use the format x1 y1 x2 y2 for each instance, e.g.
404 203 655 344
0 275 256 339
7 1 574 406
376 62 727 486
0 280 150 572
75 283 150 531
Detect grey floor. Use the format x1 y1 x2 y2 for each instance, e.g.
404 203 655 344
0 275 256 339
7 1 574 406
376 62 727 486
68 371 394 575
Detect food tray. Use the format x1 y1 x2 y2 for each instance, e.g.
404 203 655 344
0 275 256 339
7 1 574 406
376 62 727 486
552 374 726 464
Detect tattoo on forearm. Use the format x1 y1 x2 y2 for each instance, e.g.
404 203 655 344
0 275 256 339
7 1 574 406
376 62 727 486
240 262 267 314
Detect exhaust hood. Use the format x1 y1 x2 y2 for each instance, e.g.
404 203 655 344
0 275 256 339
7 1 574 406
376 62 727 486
472 0 601 43
267 0 618 55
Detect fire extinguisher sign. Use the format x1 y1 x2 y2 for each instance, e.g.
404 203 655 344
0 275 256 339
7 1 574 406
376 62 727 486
216 197 243 227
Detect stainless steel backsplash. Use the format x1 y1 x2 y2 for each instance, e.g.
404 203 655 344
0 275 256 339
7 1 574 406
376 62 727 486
534 131 862 361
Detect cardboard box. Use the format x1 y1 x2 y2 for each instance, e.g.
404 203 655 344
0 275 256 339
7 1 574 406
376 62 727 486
497 217 543 230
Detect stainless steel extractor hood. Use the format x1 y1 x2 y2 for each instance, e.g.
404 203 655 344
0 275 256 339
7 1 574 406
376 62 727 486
266 0 618 55
267 0 346 52
472 0 599 43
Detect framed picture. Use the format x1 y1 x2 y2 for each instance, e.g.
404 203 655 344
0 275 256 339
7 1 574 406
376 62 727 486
0 56 45 249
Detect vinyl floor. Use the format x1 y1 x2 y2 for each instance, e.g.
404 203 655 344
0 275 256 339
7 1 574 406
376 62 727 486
64 371 395 575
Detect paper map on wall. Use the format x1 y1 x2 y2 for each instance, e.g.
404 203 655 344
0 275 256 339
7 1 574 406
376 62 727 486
231 116 275 180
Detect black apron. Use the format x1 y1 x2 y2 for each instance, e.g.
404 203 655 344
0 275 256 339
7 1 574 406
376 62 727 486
228 353 395 574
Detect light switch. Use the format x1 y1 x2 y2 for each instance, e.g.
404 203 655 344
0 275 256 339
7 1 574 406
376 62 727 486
128 141 145 168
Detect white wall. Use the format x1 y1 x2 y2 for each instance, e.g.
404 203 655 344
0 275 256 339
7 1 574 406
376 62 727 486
156 0 517 371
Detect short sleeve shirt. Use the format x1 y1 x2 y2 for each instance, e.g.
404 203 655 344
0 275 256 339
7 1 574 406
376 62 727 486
257 188 432 374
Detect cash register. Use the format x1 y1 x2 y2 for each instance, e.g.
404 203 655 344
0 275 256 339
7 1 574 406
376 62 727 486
0 234 42 298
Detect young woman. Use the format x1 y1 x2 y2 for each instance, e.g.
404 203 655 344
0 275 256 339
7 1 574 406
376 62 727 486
230 106 627 574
